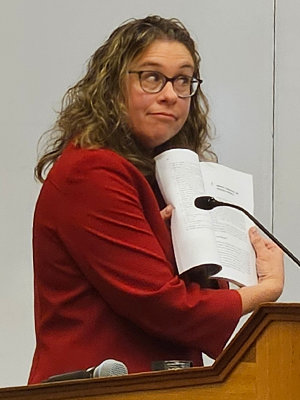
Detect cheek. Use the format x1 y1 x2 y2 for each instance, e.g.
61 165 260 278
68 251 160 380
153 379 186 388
181 100 191 123
127 93 151 125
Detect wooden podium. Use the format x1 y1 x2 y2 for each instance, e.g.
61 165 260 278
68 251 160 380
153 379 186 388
1 303 300 400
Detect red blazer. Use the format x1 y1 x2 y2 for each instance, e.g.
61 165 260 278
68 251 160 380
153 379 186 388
28 144 242 384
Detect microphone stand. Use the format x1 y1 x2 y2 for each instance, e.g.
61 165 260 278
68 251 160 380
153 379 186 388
194 196 300 268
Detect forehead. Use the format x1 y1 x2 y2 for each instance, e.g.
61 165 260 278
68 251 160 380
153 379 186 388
130 40 194 71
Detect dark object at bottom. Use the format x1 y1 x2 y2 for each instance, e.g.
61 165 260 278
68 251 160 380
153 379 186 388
152 360 193 371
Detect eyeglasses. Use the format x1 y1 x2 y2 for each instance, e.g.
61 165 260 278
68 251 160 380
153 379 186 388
128 70 202 98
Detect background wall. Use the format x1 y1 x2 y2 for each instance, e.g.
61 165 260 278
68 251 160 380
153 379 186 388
0 0 299 388
274 0 300 301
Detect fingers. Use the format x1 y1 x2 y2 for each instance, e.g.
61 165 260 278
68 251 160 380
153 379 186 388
249 227 282 254
249 225 284 278
160 205 174 221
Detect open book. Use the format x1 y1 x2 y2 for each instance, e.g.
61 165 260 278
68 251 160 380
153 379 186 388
155 148 257 287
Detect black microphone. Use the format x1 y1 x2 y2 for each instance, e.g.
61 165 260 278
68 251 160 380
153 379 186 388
194 196 300 267
44 359 128 383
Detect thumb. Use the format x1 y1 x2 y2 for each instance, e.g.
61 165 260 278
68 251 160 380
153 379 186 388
249 227 265 255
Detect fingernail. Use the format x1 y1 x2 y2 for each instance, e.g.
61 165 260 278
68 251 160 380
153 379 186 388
250 227 257 235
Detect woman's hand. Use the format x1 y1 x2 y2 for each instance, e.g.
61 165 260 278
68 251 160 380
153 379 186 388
250 227 284 291
238 227 284 315
160 205 173 221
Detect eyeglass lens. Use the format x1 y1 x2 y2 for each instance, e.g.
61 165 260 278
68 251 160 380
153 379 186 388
140 71 198 97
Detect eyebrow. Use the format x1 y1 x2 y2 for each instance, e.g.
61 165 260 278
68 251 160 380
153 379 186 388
137 61 194 71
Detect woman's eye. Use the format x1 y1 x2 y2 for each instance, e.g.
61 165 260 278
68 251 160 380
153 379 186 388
144 72 161 82
177 76 190 85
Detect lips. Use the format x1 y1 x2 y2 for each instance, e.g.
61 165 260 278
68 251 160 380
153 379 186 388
149 112 177 120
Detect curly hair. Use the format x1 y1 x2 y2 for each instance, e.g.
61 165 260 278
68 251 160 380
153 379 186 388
35 15 216 182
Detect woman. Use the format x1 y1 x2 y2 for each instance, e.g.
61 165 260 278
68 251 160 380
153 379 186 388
28 15 283 384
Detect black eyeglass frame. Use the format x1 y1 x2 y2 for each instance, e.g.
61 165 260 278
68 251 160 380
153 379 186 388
128 70 203 98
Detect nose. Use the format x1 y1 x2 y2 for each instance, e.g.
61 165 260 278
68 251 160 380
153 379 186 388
157 81 178 102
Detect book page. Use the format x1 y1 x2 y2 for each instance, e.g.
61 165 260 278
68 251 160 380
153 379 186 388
155 149 258 287
155 149 221 276
200 162 257 286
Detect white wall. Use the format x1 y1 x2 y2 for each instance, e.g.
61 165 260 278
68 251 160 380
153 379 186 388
1 0 298 389
274 0 300 302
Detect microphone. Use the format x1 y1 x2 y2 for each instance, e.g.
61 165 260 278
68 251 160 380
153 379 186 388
194 196 300 267
44 359 128 383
